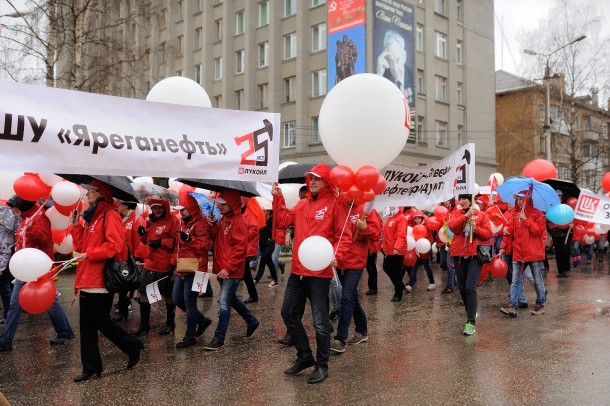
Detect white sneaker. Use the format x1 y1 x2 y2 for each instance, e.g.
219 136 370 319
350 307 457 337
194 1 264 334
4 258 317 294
427 284 436 291
404 285 412 292
268 280 279 287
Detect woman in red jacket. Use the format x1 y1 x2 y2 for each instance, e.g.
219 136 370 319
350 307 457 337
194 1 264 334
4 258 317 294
71 180 143 382
405 211 436 292
381 206 407 302
172 194 213 348
448 194 492 336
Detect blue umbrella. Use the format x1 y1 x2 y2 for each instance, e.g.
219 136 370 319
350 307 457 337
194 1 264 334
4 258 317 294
187 192 221 220
496 176 561 212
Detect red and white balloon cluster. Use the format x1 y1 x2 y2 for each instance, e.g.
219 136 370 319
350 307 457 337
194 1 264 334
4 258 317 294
330 165 387 204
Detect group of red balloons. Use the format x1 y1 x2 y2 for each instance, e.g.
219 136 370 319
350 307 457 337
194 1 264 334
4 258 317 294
330 165 387 204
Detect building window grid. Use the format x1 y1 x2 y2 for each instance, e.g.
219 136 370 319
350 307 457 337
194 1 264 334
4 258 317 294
284 0 297 17
311 0 326 6
195 0 203 13
259 1 269 27
258 83 268 109
436 0 445 15
214 19 222 42
235 10 245 35
456 40 463 65
312 117 320 144
417 69 425 95
176 1 183 21
213 95 222 108
436 121 448 147
258 42 269 68
436 75 447 102
214 57 222 80
284 76 297 102
312 69 327 97
177 35 183 56
416 24 424 52
235 90 244 110
417 116 425 143
457 82 463 105
194 64 202 84
457 125 463 146
195 27 202 50
284 32 297 59
435 32 447 59
283 121 296 148
457 0 463 21
235 50 245 74
312 23 327 52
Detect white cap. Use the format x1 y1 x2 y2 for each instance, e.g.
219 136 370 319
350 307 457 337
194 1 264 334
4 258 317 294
150 202 163 207
173 205 185 210
216 197 227 204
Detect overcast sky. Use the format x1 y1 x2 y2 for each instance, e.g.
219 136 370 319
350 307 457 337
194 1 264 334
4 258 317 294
494 0 610 75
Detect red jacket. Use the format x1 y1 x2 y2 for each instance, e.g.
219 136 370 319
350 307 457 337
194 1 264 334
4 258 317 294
366 209 382 253
337 204 382 269
15 204 53 259
175 194 213 275
72 203 126 289
381 211 407 256
274 187 352 278
122 209 147 260
505 204 547 262
448 208 492 257
141 199 180 272
210 189 248 278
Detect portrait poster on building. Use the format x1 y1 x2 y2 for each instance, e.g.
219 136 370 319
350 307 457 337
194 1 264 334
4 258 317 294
327 0 366 91
372 0 415 135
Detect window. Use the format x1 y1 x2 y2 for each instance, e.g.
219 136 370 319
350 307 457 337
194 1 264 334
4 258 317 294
235 10 245 35
177 35 183 56
457 125 463 146
195 64 202 84
258 83 268 109
416 69 425 94
557 164 570 180
214 19 222 42
159 9 167 30
284 76 296 103
195 0 203 13
312 0 326 6
284 32 297 59
436 121 448 147
214 57 222 80
457 0 463 21
259 1 269 26
213 95 222 108
456 40 463 65
176 1 183 21
159 42 166 64
435 32 447 59
457 82 463 105
312 117 320 144
235 50 245 74
283 121 296 148
258 42 269 67
583 143 598 158
235 90 244 110
284 0 296 17
312 23 327 51
176 70 183 77
416 24 424 52
436 75 447 102
417 116 425 143
312 69 327 97
195 27 202 49
436 0 445 15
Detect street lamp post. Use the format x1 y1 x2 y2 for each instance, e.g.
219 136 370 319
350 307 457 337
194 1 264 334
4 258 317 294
524 35 586 162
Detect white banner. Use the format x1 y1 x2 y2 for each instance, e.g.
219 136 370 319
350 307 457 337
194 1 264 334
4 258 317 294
574 190 610 225
0 81 281 182
373 143 475 209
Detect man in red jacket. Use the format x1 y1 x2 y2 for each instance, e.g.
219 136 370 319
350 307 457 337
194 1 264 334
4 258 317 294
500 191 547 317
272 163 352 384
204 188 260 350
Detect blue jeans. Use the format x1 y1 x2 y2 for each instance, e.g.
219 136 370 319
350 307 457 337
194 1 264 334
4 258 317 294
510 260 546 308
0 280 74 346
281 274 331 369
407 258 435 286
583 244 594 261
571 241 581 257
272 244 282 268
336 269 367 341
173 274 209 340
213 278 258 342
440 247 456 288
330 270 342 312
503 254 530 304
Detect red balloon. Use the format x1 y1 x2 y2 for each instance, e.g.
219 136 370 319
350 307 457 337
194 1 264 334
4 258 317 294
347 184 361 199
13 174 51 201
426 217 442 231
521 159 558 181
339 190 352 203
573 224 586 240
330 165 356 191
178 184 195 199
602 172 610 192
412 224 427 240
403 250 418 266
433 205 448 219
51 228 67 244
354 166 379 189
489 257 508 278
361 188 375 202
566 197 577 209
18 275 56 314
371 175 387 195
478 264 490 284
54 201 79 216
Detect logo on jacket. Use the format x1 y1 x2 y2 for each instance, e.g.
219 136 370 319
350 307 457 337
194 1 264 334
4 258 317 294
155 226 165 235
349 214 359 224
234 119 273 174
224 223 232 235
577 195 599 215
125 222 133 230
315 207 328 220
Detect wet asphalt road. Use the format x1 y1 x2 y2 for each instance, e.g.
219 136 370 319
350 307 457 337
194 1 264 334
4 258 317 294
1 255 610 405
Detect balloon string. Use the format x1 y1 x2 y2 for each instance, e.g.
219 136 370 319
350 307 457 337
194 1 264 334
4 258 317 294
331 203 353 281
52 258 78 278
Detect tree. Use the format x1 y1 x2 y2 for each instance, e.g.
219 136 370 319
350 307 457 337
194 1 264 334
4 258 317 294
517 0 610 192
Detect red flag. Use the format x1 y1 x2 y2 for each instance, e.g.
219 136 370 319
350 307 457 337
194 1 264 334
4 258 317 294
485 205 507 227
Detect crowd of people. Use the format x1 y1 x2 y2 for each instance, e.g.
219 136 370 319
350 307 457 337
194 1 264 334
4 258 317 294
0 170 605 384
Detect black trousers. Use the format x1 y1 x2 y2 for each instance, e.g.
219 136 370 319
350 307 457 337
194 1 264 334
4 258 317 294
79 291 141 374
452 256 482 324
383 254 405 298
242 255 258 300
552 237 571 274
365 251 378 291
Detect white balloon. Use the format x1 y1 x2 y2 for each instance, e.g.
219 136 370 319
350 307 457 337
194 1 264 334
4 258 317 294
147 77 212 108
415 238 431 254
133 176 154 184
255 196 273 211
319 73 408 170
298 236 334 271
583 234 595 245
39 173 64 187
406 226 413 237
51 181 81 206
9 247 53 282
431 242 438 254
489 173 504 186
406 235 416 251
280 184 304 209
45 206 71 230
597 223 610 233
136 203 147 218
0 172 22 200
54 234 73 255
439 232 448 243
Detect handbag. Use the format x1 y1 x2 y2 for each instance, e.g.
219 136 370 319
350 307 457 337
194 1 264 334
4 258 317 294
102 212 141 293
477 245 492 265
176 257 200 273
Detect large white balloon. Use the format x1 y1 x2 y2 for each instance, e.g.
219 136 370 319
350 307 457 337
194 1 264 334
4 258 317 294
489 173 504 186
147 77 212 108
39 173 64 187
9 248 53 282
431 242 438 254
0 172 22 200
281 184 305 209
406 235 416 251
298 236 334 271
45 206 71 230
319 73 409 170
439 232 448 243
51 181 81 206
54 234 74 255
133 176 154 184
415 238 431 254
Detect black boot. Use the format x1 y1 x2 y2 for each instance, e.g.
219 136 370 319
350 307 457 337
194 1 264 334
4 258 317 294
159 304 176 335
131 301 150 337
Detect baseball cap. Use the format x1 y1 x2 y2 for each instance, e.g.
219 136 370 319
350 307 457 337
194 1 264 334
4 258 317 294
216 197 227 204
173 205 185 210
150 202 163 207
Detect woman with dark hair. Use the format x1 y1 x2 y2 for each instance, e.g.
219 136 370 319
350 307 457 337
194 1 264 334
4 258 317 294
71 180 144 382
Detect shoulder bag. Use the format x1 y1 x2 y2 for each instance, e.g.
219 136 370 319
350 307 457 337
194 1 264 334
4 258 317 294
102 211 141 293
